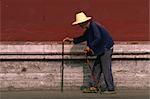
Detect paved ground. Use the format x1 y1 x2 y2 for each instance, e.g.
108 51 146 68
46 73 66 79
0 89 149 99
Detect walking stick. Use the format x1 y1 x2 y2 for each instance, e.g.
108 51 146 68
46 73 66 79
85 55 96 83
85 54 99 88
81 54 100 93
61 41 64 92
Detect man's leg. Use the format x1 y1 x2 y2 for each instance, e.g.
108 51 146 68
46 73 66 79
81 56 101 90
100 48 115 91
91 55 102 87
82 56 101 93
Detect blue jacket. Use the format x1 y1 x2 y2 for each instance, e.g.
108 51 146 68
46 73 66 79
73 20 114 56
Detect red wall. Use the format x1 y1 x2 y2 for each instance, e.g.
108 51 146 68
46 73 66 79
1 0 149 41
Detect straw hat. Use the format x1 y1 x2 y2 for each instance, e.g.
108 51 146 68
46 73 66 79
72 12 91 25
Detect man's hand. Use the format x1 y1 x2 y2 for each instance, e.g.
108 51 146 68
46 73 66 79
84 46 94 56
63 37 73 43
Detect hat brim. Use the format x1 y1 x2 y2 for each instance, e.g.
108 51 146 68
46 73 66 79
72 17 91 25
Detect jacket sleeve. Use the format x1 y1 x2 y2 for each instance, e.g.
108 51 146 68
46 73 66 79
89 23 102 48
73 31 87 44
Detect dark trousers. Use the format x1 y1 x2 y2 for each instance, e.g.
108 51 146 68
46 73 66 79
91 48 114 90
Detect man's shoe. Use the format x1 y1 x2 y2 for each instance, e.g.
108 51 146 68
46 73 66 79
82 87 99 93
100 90 116 94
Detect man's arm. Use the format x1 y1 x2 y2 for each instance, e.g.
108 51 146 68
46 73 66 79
73 31 87 44
88 22 102 48
63 30 87 44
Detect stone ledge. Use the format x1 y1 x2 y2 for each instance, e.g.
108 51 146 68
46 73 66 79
0 45 150 54
0 42 150 60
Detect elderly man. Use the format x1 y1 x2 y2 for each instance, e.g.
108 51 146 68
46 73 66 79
63 12 115 94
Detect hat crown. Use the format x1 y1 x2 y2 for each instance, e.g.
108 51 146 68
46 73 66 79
72 12 91 25
76 12 88 21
